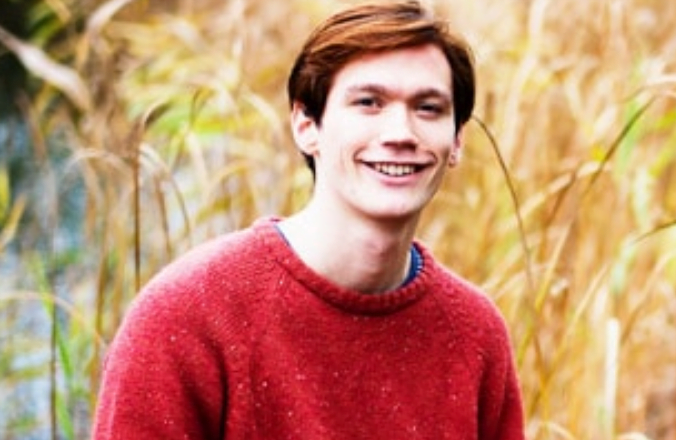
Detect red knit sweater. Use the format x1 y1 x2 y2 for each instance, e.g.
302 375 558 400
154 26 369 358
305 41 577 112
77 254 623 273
92 218 524 439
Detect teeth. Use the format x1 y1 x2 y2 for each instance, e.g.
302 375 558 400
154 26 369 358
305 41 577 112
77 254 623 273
372 163 417 176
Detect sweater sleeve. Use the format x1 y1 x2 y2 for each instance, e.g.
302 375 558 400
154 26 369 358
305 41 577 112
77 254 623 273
91 277 227 440
478 316 525 440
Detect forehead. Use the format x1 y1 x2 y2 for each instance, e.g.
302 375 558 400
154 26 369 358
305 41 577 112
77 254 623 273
329 44 452 97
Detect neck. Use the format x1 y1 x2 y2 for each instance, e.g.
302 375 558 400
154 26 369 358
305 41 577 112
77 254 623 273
278 200 419 293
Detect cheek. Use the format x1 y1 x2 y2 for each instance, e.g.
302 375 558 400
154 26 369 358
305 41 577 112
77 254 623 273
318 120 368 155
429 138 455 161
417 122 455 149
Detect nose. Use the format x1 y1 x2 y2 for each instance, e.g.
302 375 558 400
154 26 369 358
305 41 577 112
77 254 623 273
377 104 418 149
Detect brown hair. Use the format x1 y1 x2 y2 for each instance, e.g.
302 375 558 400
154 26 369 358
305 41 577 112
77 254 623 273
287 0 476 172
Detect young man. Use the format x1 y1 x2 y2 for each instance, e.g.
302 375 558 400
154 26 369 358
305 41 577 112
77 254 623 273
92 1 525 439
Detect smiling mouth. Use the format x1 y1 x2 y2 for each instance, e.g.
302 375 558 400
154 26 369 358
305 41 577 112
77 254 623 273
370 162 422 177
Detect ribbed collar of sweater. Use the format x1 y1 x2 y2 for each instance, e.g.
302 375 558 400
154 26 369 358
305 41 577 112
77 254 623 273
253 217 437 316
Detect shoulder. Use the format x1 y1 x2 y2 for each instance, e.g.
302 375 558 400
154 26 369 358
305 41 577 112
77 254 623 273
118 218 284 335
163 217 276 275
147 217 281 291
421 260 519 387
417 243 513 346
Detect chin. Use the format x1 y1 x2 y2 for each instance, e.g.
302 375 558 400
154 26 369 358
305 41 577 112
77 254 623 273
352 193 431 223
364 206 423 223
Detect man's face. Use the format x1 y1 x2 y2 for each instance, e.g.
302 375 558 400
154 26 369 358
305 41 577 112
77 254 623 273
293 44 460 223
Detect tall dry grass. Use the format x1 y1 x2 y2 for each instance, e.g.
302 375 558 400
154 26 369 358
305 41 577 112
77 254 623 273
0 0 674 438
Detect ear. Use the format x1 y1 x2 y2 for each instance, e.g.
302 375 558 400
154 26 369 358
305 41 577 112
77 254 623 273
290 102 319 155
448 129 463 168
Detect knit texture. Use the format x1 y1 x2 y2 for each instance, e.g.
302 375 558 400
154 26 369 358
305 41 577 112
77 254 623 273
92 217 525 440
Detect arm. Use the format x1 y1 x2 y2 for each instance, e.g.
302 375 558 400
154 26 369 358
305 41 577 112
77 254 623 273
479 319 526 440
91 285 227 440
492 353 526 440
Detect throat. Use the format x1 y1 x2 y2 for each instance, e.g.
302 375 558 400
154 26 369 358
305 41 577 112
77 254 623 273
275 219 418 293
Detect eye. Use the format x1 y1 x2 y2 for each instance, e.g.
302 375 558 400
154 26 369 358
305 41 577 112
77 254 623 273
416 101 447 117
352 95 382 110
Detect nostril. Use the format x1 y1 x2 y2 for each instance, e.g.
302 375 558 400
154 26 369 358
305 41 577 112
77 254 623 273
379 136 418 149
378 126 418 148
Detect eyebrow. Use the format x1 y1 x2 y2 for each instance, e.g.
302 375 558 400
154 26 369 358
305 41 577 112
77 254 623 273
345 83 452 103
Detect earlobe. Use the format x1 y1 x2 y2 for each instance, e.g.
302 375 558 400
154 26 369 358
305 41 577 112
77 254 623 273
291 103 319 155
448 131 463 168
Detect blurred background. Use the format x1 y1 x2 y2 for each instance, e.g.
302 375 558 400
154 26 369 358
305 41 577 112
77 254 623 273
0 0 674 438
